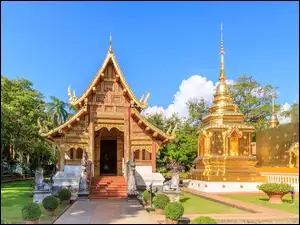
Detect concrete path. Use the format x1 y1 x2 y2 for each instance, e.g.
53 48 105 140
54 199 158 224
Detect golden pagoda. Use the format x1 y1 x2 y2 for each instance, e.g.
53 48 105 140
268 87 279 128
188 24 267 184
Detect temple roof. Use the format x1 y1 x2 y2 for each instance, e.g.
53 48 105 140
70 44 149 110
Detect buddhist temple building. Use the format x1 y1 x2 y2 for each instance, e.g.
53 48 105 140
41 34 176 198
187 24 267 192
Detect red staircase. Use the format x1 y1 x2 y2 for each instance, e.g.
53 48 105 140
89 176 127 199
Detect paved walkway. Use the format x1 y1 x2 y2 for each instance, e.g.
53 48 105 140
54 199 158 224
179 187 299 222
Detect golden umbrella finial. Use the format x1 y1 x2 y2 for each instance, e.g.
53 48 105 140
219 23 226 82
272 86 275 113
109 32 113 53
268 86 279 128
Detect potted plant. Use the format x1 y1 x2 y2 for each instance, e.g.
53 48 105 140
58 188 71 204
143 189 155 206
153 194 170 215
190 216 218 224
258 183 294 204
42 195 59 216
164 202 184 224
22 203 42 224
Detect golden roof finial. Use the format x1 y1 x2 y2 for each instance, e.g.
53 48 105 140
109 32 113 53
268 86 279 128
219 23 226 83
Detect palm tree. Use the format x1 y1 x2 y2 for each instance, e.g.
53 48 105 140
46 96 69 127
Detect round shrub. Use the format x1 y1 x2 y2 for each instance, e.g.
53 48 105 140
22 203 42 221
42 195 59 211
258 183 294 194
153 194 170 209
191 216 218 224
164 202 184 221
1 218 11 224
58 188 71 201
143 189 155 202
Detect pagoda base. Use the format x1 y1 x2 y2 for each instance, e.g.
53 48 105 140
184 179 263 193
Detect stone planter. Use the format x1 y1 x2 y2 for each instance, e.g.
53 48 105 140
165 218 177 224
24 220 40 224
155 208 164 215
267 192 287 204
45 209 56 216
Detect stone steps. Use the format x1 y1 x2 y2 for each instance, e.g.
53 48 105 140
89 176 127 199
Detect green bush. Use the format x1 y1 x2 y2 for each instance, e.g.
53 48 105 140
164 202 184 221
258 183 294 194
42 195 59 211
191 216 218 224
153 194 170 209
22 203 42 221
143 189 155 202
58 188 71 201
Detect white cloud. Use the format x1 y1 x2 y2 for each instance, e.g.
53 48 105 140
277 102 292 124
143 75 234 118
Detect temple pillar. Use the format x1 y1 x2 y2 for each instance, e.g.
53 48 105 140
152 142 157 172
89 122 95 177
59 150 65 171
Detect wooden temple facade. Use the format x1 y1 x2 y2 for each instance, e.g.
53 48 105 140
41 36 176 178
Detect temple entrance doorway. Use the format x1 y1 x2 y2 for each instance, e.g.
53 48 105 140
94 127 124 177
100 140 117 175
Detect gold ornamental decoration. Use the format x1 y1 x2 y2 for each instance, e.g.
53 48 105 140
131 145 152 153
94 124 124 132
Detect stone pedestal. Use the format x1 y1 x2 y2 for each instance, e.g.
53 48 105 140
163 190 182 202
33 190 51 204
52 166 81 200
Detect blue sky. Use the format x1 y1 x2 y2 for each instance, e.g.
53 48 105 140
1 1 299 116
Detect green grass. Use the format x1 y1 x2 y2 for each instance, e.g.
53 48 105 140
224 194 299 215
1 180 67 224
180 192 246 214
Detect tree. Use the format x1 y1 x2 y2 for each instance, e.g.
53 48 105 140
280 101 299 123
46 96 69 127
228 75 281 140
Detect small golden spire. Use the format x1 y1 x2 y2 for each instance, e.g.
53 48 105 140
268 86 279 128
219 23 226 83
109 32 113 53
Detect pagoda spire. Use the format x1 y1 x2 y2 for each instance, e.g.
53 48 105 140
219 23 226 83
109 32 113 53
268 86 279 128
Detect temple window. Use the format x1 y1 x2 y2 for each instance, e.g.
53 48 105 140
77 148 83 159
69 148 75 159
134 150 140 160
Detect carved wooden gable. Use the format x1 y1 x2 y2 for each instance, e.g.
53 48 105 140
92 63 130 117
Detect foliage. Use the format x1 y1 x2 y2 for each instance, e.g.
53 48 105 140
228 75 278 140
190 216 218 224
280 101 299 123
1 76 58 169
258 183 294 194
42 195 59 211
46 96 71 127
164 202 184 220
186 98 209 134
153 194 170 209
58 188 71 201
21 203 42 221
143 189 155 202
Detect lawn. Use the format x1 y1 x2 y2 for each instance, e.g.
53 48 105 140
1 180 68 224
224 194 299 214
180 192 246 214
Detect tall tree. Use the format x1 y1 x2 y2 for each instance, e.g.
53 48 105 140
46 96 69 127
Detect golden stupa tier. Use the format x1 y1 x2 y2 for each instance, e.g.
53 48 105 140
189 156 267 182
188 24 268 186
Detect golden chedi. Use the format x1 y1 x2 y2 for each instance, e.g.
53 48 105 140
188 24 267 192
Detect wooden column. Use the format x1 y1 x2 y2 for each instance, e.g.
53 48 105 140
59 150 65 171
89 120 95 177
152 142 157 173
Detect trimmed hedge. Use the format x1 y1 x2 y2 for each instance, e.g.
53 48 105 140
164 202 184 221
42 195 59 211
58 188 71 201
153 194 170 209
190 216 218 224
258 183 294 194
22 203 42 221
143 189 155 202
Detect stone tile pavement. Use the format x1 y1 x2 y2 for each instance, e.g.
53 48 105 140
54 199 158 224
